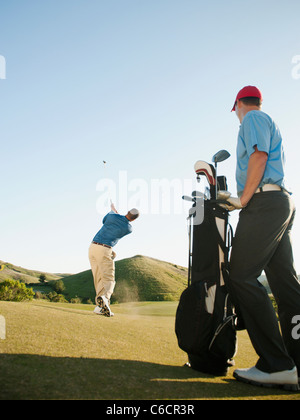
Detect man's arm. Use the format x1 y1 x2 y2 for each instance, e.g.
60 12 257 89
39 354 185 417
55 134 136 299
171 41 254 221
240 146 268 207
110 201 119 214
102 202 118 223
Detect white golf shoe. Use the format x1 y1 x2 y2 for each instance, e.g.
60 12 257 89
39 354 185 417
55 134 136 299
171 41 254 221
93 306 103 315
234 366 299 392
97 296 114 317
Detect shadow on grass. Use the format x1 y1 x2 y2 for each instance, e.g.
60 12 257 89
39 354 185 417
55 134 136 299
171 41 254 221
0 354 298 400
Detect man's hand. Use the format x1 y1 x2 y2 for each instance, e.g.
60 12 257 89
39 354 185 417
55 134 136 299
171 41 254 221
110 201 118 214
217 191 244 211
226 196 244 210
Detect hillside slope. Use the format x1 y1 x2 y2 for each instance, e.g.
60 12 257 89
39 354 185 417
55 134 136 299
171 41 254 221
114 255 188 302
62 255 188 303
0 260 67 284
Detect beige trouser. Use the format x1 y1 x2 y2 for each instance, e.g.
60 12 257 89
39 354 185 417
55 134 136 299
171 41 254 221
88 243 117 305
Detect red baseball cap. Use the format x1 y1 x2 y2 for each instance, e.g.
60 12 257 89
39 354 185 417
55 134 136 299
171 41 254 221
231 85 263 112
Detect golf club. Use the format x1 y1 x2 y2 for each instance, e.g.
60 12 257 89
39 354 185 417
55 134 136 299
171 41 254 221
191 190 203 198
182 195 195 202
194 161 216 187
182 192 205 203
212 150 231 164
194 160 217 200
212 150 231 199
217 190 231 201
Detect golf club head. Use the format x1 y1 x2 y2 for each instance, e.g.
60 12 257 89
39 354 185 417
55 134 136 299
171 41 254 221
194 161 216 186
217 190 231 200
182 195 194 202
212 150 231 164
191 190 204 200
205 187 211 200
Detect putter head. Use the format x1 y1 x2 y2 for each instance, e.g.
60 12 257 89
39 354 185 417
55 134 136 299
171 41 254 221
194 160 216 186
212 150 231 164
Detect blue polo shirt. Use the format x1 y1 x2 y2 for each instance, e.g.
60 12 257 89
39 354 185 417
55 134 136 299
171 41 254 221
93 212 132 247
236 111 287 196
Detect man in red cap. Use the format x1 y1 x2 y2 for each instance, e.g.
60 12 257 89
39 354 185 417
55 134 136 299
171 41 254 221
222 86 300 391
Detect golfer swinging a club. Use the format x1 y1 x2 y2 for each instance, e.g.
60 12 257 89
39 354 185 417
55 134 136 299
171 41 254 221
222 85 300 391
89 203 139 317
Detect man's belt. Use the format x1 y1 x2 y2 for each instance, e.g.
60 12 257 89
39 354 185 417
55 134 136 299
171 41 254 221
92 241 112 249
255 184 282 194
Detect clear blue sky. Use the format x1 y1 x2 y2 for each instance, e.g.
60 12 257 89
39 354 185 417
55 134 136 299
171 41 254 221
0 0 300 274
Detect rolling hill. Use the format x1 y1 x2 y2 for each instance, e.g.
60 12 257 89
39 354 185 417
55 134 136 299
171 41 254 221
2 255 284 304
0 256 188 303
0 260 69 284
61 255 188 303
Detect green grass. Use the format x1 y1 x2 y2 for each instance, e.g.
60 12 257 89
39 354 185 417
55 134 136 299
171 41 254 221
0 300 299 400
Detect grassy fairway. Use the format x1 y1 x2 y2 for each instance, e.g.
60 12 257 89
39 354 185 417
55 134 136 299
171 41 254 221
0 300 299 400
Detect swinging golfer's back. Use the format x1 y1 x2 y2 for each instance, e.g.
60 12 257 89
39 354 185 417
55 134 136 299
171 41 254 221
89 205 139 317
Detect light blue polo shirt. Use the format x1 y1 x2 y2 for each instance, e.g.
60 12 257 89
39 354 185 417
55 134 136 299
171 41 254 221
236 111 287 196
93 211 132 247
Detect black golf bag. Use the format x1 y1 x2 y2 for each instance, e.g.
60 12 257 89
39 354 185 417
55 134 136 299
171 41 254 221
175 178 237 376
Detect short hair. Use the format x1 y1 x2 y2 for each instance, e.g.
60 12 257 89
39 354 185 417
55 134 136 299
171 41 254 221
127 208 140 221
239 96 262 107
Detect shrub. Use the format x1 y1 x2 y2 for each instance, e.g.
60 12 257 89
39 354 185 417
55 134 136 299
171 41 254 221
0 279 35 302
70 296 82 304
52 280 65 294
34 291 43 300
162 293 175 302
34 291 49 301
51 293 68 303
83 298 93 305
47 291 57 301
39 274 47 283
46 291 68 303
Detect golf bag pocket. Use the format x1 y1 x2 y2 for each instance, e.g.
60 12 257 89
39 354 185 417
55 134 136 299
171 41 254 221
205 283 216 314
175 280 237 376
209 314 237 360
175 281 214 355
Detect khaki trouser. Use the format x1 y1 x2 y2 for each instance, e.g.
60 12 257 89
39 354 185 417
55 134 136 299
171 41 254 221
88 243 117 304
